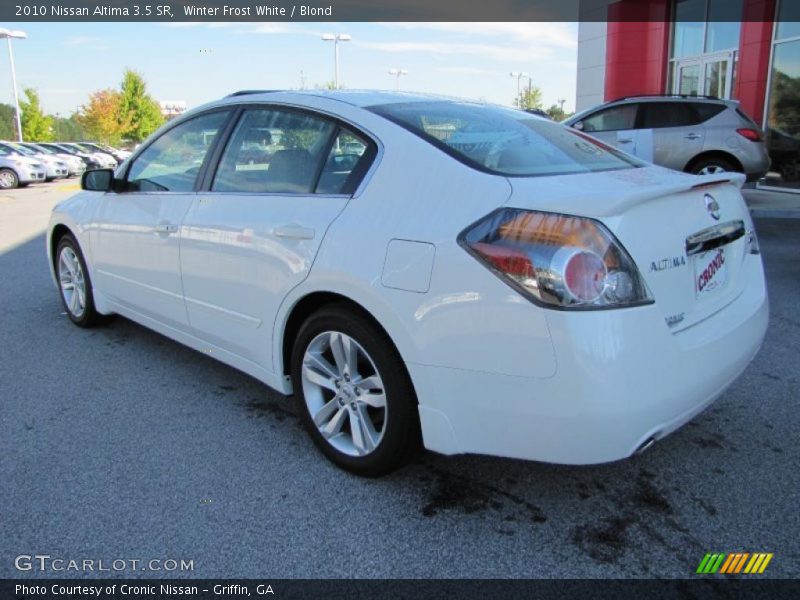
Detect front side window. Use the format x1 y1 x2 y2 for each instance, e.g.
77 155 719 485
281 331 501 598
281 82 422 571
125 111 230 192
580 104 638 132
369 101 642 177
212 108 336 194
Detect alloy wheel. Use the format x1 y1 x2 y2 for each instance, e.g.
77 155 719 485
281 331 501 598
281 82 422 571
0 170 17 189
58 246 87 319
301 331 387 457
697 165 727 175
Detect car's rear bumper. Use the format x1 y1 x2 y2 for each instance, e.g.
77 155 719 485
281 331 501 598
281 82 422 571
412 258 768 464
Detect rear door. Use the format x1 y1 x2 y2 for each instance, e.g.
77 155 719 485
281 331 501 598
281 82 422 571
636 102 705 171
179 106 376 368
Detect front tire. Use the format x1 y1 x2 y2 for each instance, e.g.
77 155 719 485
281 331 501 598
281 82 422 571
291 305 420 476
0 168 19 190
55 233 103 327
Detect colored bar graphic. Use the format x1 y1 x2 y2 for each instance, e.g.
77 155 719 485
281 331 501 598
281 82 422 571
700 552 774 575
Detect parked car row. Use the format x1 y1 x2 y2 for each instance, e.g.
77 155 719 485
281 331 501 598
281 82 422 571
0 141 131 190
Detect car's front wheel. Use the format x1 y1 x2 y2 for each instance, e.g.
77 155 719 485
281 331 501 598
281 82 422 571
291 305 420 476
55 234 103 327
0 168 19 190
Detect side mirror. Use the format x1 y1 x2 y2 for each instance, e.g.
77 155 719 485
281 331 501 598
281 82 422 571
573 121 584 131
81 168 114 191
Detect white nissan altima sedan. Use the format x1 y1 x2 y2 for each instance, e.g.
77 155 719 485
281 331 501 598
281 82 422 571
47 90 768 476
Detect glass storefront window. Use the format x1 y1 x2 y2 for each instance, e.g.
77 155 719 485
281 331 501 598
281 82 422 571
775 0 800 41
765 39 800 189
705 0 744 52
672 0 705 58
704 59 729 96
669 0 741 98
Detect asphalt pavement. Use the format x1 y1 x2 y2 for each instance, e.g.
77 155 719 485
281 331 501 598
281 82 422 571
0 185 798 579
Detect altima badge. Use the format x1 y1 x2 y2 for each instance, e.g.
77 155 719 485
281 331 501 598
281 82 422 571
705 194 721 221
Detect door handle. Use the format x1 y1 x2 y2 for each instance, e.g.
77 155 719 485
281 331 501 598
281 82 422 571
273 225 315 240
154 221 179 235
617 139 633 144
684 133 702 140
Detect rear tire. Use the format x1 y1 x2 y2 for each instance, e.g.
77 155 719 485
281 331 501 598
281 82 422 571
55 233 103 328
689 156 737 176
290 304 421 476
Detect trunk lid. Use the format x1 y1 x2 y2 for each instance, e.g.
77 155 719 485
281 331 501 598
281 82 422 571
506 166 753 330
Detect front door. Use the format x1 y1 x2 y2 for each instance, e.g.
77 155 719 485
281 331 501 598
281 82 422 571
89 110 232 330
179 107 375 369
577 102 640 156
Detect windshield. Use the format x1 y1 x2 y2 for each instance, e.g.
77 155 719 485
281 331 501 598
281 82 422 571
32 144 55 155
368 101 643 177
0 144 23 156
10 143 36 156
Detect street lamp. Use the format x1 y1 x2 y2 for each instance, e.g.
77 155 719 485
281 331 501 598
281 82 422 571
0 28 27 142
321 32 351 89
388 68 408 90
509 71 530 108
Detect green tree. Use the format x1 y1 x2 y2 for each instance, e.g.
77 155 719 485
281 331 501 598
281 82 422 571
546 104 568 121
118 69 164 143
0 103 16 140
515 86 543 110
20 88 54 142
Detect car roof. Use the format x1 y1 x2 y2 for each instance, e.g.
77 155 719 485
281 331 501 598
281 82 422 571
565 95 737 124
220 89 468 108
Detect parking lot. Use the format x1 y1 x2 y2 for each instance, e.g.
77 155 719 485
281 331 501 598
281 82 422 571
0 183 798 579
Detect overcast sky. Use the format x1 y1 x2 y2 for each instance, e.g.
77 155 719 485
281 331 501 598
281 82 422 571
0 22 578 115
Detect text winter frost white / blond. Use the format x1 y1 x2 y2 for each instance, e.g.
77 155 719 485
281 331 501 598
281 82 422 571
182 6 333 17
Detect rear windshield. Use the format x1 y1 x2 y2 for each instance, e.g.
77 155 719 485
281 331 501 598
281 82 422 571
368 101 644 177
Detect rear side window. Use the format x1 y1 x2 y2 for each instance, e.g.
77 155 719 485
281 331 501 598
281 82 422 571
580 104 638 132
693 103 726 123
316 129 373 195
212 108 336 194
212 108 376 195
369 101 642 177
638 102 698 128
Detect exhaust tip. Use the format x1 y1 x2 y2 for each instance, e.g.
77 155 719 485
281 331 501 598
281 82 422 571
634 436 657 456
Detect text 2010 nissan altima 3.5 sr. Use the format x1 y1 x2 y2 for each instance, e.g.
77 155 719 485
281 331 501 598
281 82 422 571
47 91 769 476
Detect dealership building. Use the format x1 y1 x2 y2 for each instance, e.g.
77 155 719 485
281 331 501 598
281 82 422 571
576 0 799 190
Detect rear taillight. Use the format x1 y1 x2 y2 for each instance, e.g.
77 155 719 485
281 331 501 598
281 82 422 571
460 209 652 309
736 128 762 142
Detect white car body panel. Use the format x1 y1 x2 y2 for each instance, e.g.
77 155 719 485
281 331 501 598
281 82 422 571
47 91 768 465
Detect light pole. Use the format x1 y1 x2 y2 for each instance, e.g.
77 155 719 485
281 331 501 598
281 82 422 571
509 71 530 108
0 28 27 142
322 32 351 89
388 68 408 90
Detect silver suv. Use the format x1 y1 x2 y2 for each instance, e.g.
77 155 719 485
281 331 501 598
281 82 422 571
564 96 770 181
